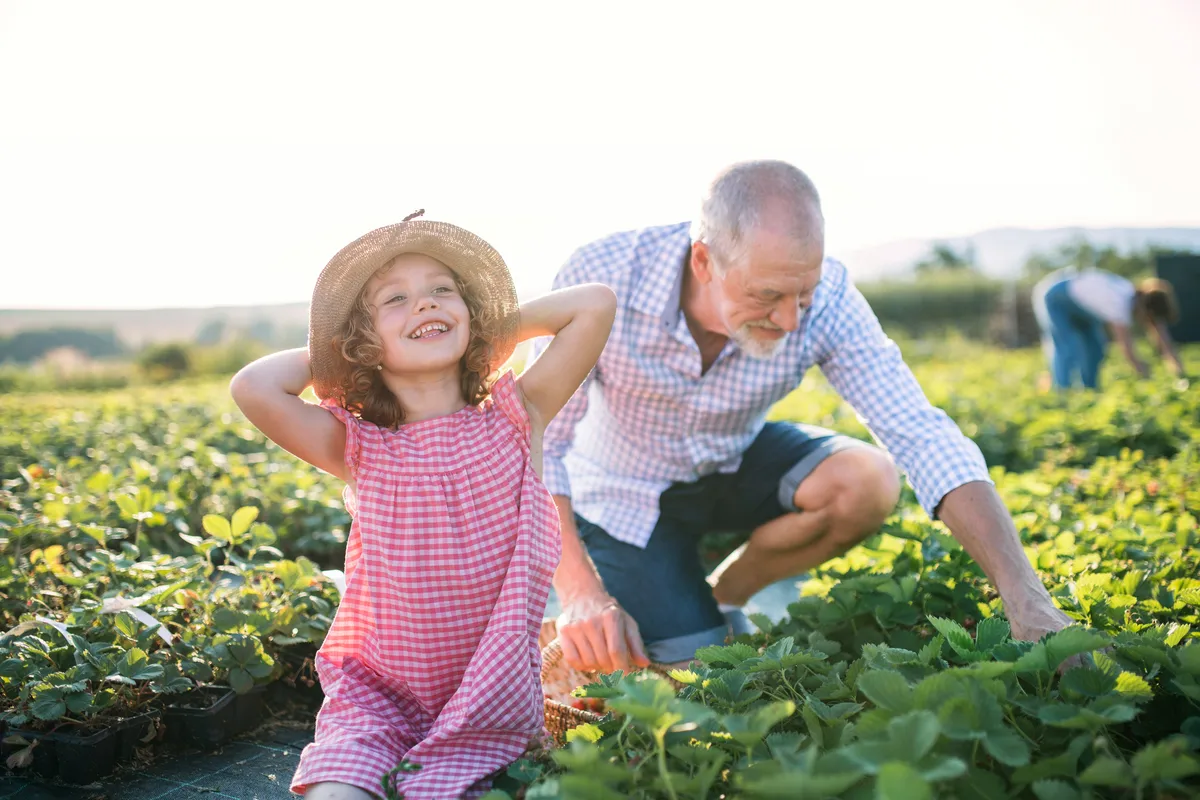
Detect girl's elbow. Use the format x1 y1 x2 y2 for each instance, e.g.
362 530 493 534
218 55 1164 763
229 369 261 409
591 284 617 318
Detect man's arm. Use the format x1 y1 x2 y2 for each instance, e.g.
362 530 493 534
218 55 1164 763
934 482 1071 642
813 264 1071 642
527 247 650 674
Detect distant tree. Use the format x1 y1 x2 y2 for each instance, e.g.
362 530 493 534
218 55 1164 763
1023 241 1170 282
914 242 976 273
137 343 193 382
0 328 125 364
245 318 276 345
194 318 228 346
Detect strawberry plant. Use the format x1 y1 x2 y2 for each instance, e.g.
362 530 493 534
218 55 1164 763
2 344 1197 795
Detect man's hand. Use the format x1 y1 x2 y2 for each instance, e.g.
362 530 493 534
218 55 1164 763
556 593 650 675
1007 591 1101 673
1007 594 1073 644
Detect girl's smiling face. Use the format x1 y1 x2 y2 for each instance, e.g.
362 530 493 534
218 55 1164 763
366 254 471 376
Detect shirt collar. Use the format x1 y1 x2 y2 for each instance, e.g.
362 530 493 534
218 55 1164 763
630 222 691 331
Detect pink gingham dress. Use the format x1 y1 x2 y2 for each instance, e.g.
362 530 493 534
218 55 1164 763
291 372 560 799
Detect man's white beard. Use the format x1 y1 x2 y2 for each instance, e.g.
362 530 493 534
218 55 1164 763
731 323 788 360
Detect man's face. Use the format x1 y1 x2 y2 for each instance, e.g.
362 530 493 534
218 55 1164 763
702 222 824 359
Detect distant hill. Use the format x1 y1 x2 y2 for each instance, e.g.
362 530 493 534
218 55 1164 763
842 226 1200 281
4 226 1198 350
0 303 309 349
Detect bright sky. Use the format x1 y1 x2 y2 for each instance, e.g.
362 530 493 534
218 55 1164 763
2 1 1199 309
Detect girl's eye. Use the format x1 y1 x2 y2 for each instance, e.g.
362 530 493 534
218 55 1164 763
434 286 454 294
387 294 407 304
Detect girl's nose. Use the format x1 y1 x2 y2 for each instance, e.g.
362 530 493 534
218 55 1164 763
415 295 440 313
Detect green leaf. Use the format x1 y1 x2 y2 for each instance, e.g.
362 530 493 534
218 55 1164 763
974 617 1011 652
927 616 974 657
1030 779 1080 800
857 670 913 713
202 514 233 543
1011 735 1090 784
78 524 108 546
212 607 244 631
1130 738 1200 781
228 667 254 695
31 696 67 721
694 642 758 667
115 494 139 520
113 612 140 639
877 762 931 800
230 506 259 538
275 560 303 591
888 711 940 762
565 723 603 744
1113 671 1152 699
249 522 277 545
132 663 165 681
1078 757 1134 788
1044 628 1109 672
64 692 92 714
740 770 863 799
982 727 1031 767
1059 667 1116 698
918 634 944 665
956 767 1008 800
1165 623 1191 648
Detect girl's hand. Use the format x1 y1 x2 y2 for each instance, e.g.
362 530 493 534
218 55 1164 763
230 349 349 480
515 283 616 428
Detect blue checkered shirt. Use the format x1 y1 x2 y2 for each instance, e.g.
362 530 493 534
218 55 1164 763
530 222 991 549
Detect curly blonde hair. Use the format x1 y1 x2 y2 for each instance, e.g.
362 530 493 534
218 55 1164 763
326 259 503 428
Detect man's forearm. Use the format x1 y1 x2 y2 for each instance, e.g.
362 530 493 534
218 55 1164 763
935 481 1052 615
551 495 608 604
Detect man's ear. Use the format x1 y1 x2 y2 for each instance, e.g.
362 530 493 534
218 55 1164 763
691 241 717 286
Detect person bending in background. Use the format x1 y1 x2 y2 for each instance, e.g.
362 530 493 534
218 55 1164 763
1033 267 1183 389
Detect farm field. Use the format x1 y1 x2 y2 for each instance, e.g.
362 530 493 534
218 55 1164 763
1 342 1198 799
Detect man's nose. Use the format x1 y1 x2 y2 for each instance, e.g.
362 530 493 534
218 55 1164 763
772 300 801 332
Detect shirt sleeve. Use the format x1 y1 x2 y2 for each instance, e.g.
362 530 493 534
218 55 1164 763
811 268 992 518
527 247 607 499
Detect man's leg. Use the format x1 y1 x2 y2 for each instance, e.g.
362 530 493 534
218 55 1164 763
571 508 731 667
707 431 900 609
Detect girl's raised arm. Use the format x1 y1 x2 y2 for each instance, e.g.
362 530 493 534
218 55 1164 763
230 348 350 481
515 283 616 429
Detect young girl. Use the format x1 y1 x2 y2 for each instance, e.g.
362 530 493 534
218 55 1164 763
230 212 616 800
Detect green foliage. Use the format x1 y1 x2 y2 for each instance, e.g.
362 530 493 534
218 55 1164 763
2 342 1198 796
136 342 193 382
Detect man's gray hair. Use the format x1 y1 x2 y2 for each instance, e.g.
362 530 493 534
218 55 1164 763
691 160 824 269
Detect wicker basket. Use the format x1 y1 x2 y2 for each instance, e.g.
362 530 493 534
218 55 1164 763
539 618 684 747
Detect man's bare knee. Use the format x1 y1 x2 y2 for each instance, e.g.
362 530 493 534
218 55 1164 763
802 448 900 546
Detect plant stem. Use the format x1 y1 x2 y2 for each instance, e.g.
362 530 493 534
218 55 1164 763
655 732 679 800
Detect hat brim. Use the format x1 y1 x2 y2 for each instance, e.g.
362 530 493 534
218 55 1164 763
307 219 519 401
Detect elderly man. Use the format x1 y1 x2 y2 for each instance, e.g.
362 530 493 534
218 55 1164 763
532 160 1072 672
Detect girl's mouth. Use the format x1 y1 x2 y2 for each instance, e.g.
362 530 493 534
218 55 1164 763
409 322 450 340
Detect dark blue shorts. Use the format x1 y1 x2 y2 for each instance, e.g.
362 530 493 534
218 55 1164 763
574 421 871 662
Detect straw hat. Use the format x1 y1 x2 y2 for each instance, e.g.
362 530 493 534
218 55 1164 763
307 210 520 400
